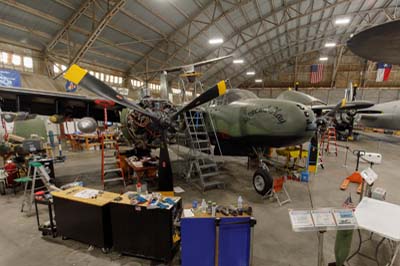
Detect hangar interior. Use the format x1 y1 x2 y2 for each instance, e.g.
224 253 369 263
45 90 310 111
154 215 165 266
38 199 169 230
0 1 400 266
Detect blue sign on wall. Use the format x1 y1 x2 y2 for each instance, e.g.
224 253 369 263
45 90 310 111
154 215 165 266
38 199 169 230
0 69 21 87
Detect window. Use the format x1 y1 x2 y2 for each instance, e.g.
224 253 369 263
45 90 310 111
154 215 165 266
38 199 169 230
105 74 110 82
100 73 104 81
12 54 21 65
172 88 181 94
23 56 33 68
117 87 128 96
0 52 8 63
118 77 123 84
110 75 114 83
61 65 67 71
95 72 100 79
53 64 60 73
185 91 193 97
89 71 94 76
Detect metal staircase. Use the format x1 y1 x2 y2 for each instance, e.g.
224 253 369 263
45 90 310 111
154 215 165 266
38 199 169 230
183 110 224 192
101 136 126 190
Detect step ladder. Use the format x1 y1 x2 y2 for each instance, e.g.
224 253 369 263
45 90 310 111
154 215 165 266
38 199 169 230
320 127 338 156
19 161 60 213
101 136 126 190
183 110 224 192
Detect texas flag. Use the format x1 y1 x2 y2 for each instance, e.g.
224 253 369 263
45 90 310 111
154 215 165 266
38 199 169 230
376 62 392 82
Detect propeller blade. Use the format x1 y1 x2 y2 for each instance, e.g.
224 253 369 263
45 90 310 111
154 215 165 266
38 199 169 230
157 132 174 191
64 65 159 121
325 98 346 117
171 80 227 119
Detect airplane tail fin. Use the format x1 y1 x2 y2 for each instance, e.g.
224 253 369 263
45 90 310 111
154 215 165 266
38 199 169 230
344 82 358 102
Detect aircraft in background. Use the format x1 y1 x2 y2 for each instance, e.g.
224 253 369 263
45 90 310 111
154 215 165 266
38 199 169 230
356 100 400 130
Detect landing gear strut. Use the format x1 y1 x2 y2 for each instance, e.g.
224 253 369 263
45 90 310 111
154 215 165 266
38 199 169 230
251 147 274 196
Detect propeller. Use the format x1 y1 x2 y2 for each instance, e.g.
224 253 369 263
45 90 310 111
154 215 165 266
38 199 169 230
315 98 347 131
64 64 227 191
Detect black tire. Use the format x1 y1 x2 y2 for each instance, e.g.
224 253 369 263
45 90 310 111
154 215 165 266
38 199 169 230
253 168 273 196
0 182 5 195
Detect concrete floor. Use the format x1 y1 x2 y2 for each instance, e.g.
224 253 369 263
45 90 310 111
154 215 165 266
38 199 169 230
0 132 399 266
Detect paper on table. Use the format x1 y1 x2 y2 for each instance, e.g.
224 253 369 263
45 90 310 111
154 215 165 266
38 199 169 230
174 186 185 193
289 210 314 230
74 189 99 199
333 209 357 227
311 209 336 227
183 209 194 217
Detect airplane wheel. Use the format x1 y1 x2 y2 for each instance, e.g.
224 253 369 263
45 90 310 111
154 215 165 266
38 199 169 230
253 168 273 196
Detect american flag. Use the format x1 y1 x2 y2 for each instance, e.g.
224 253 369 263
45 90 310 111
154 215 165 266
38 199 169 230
310 64 324 84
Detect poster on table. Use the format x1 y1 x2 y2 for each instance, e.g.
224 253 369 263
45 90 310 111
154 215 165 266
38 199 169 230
0 69 21 87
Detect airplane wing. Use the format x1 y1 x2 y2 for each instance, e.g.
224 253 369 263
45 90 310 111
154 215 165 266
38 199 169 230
0 86 123 122
138 54 233 74
311 101 374 112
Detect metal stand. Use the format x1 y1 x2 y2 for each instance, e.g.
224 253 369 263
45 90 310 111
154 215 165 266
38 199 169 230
317 231 326 266
34 198 56 237
347 229 388 266
272 183 291 206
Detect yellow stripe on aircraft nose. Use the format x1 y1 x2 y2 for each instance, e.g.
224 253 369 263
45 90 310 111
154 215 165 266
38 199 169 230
64 64 87 85
341 98 347 107
217 80 227 95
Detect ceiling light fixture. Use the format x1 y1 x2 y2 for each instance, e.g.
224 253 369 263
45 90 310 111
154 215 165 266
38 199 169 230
335 18 350 25
255 79 263 83
246 71 255 75
325 42 336 47
319 57 328 61
233 59 244 64
209 38 223 44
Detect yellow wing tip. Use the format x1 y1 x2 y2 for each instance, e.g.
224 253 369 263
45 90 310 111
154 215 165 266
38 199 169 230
64 64 87 84
341 98 347 107
217 80 227 95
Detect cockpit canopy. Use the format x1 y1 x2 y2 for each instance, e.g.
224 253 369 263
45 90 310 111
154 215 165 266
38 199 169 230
210 89 258 106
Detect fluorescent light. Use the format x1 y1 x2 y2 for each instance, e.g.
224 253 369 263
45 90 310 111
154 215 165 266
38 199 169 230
246 71 255 75
255 79 263 83
233 59 244 64
209 38 223 44
335 18 350 25
319 57 328 61
325 42 336 47
350 33 354 38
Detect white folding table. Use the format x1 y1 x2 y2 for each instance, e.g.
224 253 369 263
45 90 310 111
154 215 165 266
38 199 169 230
349 197 400 266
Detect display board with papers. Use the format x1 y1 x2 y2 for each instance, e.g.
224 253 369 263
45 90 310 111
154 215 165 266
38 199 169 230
289 208 357 232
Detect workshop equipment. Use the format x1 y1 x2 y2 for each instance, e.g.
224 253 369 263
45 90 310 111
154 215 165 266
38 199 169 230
109 194 182 262
184 110 224 191
340 150 381 198
270 176 291 206
101 136 126 190
52 187 118 252
320 127 338 156
181 212 256 266
19 161 60 213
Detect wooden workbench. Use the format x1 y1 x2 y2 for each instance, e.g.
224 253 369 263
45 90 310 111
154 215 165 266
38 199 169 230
52 187 119 249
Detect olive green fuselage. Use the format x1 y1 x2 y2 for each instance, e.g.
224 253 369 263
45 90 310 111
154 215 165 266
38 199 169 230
204 95 316 156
